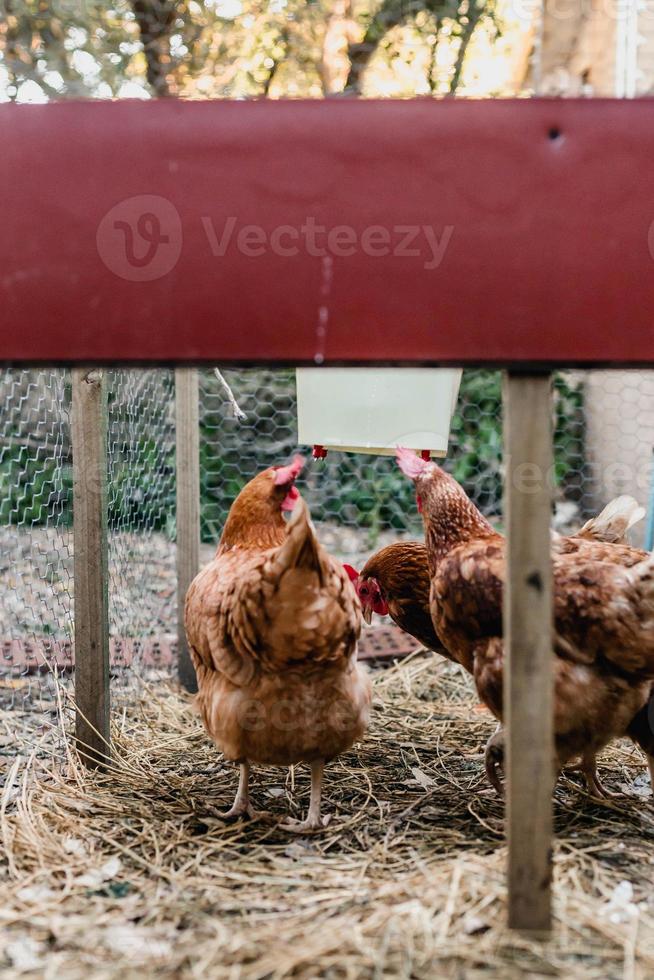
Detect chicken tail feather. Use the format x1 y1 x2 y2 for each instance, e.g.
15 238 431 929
270 494 325 580
578 494 646 544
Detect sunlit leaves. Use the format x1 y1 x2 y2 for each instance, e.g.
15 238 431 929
0 0 510 101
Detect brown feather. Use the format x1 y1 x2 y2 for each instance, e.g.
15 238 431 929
415 464 654 774
185 471 371 768
359 542 445 654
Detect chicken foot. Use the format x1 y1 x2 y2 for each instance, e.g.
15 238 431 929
578 755 620 800
483 730 618 801
281 760 331 832
217 762 269 821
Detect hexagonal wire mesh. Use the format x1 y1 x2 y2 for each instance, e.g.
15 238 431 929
106 369 177 691
0 367 178 741
2 367 654 737
0 369 73 712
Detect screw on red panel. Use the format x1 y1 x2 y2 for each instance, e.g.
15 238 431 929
312 445 328 459
421 450 431 461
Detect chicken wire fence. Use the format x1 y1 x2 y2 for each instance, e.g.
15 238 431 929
2 366 654 721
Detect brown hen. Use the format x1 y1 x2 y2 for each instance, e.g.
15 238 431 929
185 457 371 830
348 541 446 656
352 495 645 663
352 495 649 795
395 448 654 801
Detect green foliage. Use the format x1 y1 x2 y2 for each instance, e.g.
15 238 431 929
108 437 175 532
553 373 585 494
447 370 585 517
306 452 422 546
198 368 586 545
199 370 298 541
106 372 177 534
448 370 503 514
2 369 585 541
199 368 425 545
0 444 72 526
1 0 501 101
0 0 144 99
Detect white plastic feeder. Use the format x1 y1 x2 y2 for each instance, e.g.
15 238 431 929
296 368 462 459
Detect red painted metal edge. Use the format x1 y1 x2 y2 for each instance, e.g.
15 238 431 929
2 98 654 366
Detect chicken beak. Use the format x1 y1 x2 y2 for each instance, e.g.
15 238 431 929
362 605 373 626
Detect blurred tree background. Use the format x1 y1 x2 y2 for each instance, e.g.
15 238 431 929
0 0 535 102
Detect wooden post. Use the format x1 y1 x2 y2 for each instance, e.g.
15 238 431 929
503 371 554 933
72 368 110 769
176 368 200 693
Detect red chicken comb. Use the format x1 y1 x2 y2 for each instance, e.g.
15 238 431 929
273 454 305 485
396 447 431 480
343 564 360 582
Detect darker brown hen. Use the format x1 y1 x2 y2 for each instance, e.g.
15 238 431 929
355 542 444 655
395 449 654 800
354 496 646 669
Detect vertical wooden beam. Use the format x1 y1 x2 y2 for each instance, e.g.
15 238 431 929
176 368 200 693
503 371 554 933
72 368 110 769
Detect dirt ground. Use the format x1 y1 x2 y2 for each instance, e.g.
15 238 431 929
1 655 653 979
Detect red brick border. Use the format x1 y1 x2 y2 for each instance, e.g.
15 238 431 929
1 624 422 675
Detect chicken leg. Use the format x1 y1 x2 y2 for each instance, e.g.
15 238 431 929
484 727 505 797
483 730 615 801
217 762 268 821
483 728 559 799
281 760 331 832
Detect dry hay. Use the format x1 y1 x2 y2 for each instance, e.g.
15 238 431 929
1 653 654 979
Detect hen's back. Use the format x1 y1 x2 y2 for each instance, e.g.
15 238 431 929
184 497 370 766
